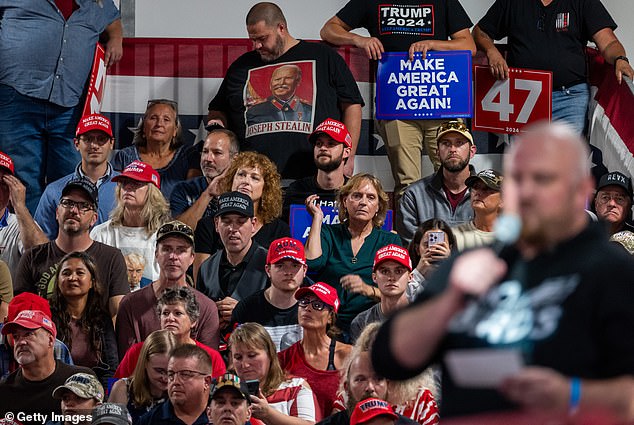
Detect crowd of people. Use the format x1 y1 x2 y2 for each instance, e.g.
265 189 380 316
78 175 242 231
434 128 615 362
1 0 634 424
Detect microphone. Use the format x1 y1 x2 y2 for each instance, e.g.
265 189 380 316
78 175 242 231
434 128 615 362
492 214 522 254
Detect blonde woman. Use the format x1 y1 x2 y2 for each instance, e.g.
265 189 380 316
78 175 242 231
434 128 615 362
109 330 178 422
91 160 171 288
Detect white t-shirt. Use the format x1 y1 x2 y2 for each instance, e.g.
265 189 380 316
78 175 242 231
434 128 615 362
90 220 159 289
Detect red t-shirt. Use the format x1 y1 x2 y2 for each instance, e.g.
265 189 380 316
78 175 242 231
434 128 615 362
278 341 340 418
114 340 226 379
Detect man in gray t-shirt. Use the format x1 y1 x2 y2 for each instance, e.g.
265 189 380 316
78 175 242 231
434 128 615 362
350 244 412 342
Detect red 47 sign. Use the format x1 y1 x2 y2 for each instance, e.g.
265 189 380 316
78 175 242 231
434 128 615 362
473 66 552 134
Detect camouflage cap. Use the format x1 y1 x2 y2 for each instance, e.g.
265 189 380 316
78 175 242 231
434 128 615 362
52 373 104 402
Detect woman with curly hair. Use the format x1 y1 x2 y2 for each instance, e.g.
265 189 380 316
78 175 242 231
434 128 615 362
111 98 201 198
91 160 171 291
109 329 177 423
304 173 403 338
194 151 290 275
230 322 319 425
50 251 119 386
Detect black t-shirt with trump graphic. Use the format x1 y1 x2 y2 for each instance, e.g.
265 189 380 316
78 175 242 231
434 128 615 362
209 41 363 180
336 0 473 52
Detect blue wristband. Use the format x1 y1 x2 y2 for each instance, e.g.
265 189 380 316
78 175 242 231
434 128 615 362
569 377 581 414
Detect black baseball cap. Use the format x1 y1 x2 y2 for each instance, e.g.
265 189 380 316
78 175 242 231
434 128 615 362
215 191 254 218
61 178 99 206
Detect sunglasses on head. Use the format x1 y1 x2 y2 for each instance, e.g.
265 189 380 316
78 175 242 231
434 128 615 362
436 120 468 137
146 98 179 113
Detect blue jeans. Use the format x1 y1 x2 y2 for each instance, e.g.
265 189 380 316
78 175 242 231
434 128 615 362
551 83 590 136
0 84 81 213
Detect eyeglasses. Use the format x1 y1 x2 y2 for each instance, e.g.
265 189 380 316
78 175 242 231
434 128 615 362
78 134 111 145
147 98 179 114
298 297 330 311
437 121 468 137
167 369 208 382
596 192 629 206
59 198 95 213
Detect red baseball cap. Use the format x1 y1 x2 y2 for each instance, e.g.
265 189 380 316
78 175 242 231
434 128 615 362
295 282 340 313
0 151 14 175
373 244 412 272
350 399 398 425
112 160 161 189
308 118 352 148
76 114 113 137
7 292 52 322
2 309 57 338
267 237 306 265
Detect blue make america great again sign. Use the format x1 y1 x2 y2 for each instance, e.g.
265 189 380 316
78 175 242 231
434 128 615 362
376 51 473 120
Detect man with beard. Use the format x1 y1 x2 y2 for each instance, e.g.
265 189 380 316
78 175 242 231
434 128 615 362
373 122 634 421
246 65 313 124
138 345 212 425
397 121 477 243
14 179 129 318
170 129 239 230
207 2 363 180
283 118 351 221
0 310 94 423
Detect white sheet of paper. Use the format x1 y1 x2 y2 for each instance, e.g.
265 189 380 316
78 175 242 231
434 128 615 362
444 348 524 388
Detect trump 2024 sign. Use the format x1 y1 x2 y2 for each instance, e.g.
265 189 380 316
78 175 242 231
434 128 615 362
473 66 552 134
375 51 472 120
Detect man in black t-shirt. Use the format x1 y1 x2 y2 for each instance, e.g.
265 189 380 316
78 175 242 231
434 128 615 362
321 0 475 198
207 2 363 180
373 122 634 420
283 118 351 221
231 237 308 351
14 178 129 318
0 310 94 424
473 0 633 135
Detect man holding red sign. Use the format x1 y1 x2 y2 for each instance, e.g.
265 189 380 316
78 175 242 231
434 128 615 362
320 0 476 198
473 0 633 136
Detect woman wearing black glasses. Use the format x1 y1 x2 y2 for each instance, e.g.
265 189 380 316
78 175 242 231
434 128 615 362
112 99 201 198
278 282 351 419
